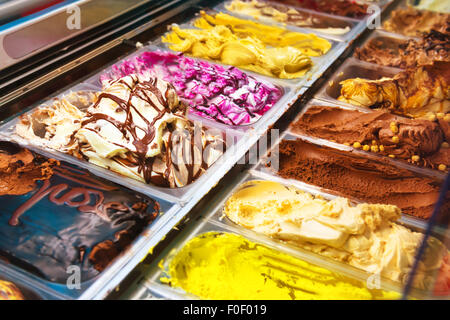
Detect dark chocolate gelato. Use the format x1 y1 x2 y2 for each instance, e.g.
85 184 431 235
269 138 448 219
292 106 450 171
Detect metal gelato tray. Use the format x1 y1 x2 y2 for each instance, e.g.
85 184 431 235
0 141 180 299
289 98 448 180
315 57 403 102
0 48 306 300
216 1 362 43
353 29 420 67
155 13 348 89
124 168 435 300
0 0 380 300
255 131 447 231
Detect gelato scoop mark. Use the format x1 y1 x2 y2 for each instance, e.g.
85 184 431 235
383 7 450 37
160 232 399 299
100 51 283 126
338 61 450 120
194 11 332 57
269 138 449 219
0 141 57 196
0 143 161 281
0 280 25 300
355 30 450 69
224 180 449 290
162 24 313 79
225 0 352 35
269 0 369 19
16 75 225 188
292 106 450 171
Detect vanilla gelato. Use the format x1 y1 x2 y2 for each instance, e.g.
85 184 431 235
16 75 225 188
223 180 449 290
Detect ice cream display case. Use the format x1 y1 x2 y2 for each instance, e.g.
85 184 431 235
0 0 448 300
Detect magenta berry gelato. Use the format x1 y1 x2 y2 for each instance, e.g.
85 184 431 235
100 51 283 126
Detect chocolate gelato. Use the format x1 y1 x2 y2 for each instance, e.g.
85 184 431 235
383 7 450 37
270 0 369 19
355 30 450 69
0 141 58 196
292 106 450 171
268 138 448 219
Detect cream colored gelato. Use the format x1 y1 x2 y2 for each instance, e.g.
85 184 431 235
16 91 97 154
225 0 352 35
15 75 225 188
223 180 449 290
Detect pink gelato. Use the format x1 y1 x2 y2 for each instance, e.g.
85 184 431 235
100 51 283 126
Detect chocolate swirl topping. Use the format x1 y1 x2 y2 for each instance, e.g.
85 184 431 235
76 74 225 188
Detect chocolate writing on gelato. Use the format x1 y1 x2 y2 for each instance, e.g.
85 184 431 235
0 142 161 282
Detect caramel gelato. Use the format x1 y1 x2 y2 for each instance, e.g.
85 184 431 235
162 24 313 79
225 0 352 35
16 75 225 188
0 280 25 300
355 30 450 69
224 180 449 290
338 61 450 119
383 7 450 37
292 106 450 171
269 138 449 219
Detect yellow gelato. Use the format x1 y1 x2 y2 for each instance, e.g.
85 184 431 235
160 232 400 300
162 24 312 79
194 11 332 57
223 180 448 290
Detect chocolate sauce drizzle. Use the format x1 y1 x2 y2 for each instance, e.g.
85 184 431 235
80 75 223 187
